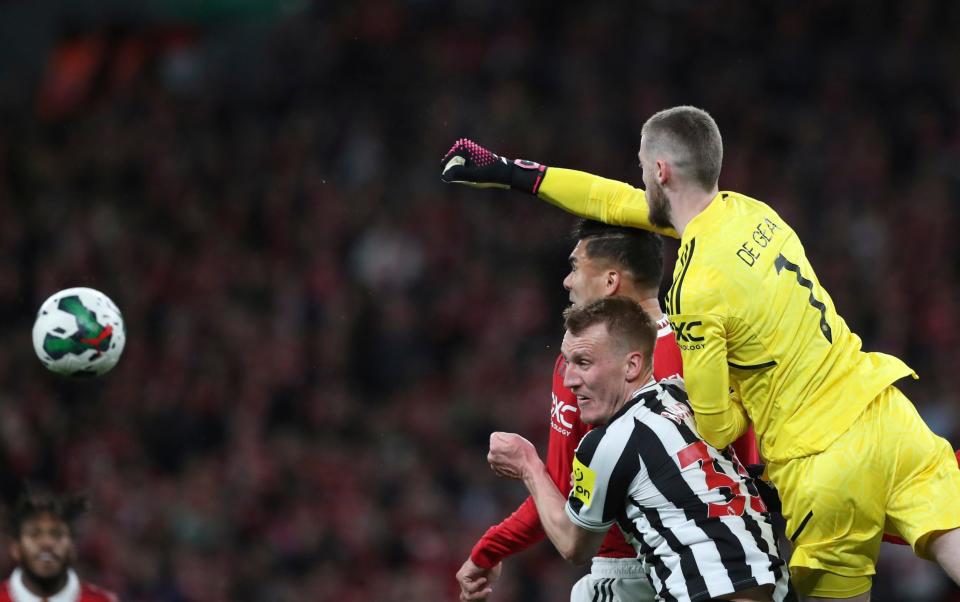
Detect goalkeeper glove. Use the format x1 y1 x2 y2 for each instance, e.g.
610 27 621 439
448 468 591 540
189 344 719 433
440 138 547 194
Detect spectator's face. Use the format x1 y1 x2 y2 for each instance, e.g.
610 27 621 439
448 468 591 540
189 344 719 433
639 142 674 229
11 513 74 583
563 241 613 306
561 323 629 425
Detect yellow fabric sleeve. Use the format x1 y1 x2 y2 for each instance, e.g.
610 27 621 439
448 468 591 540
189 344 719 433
673 312 749 449
537 168 680 238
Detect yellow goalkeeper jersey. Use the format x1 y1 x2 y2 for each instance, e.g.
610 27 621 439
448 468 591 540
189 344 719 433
539 169 916 462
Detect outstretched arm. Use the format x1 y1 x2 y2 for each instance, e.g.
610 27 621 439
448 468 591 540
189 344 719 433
538 169 679 237
441 139 678 237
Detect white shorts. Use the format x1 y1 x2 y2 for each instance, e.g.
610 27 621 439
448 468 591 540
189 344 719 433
570 557 655 602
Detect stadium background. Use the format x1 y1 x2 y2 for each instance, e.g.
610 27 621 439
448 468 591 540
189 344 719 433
1 1 958 600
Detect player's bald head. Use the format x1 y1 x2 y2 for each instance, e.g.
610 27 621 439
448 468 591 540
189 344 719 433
641 106 723 192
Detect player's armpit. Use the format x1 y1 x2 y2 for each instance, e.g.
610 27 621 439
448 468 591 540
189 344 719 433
537 169 680 238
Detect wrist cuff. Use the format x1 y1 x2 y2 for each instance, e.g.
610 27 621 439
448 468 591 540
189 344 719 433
470 543 500 570
510 160 548 194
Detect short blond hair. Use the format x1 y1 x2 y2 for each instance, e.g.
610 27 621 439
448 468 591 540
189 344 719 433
562 296 655 359
641 105 723 191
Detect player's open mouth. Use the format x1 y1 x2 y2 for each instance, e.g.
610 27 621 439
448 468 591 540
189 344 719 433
36 551 61 564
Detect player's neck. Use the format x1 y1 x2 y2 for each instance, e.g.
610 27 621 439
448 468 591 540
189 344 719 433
635 295 664 322
671 187 718 237
20 569 68 598
617 287 663 322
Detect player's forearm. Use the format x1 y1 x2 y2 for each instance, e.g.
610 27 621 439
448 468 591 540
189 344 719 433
470 496 546 568
522 462 595 564
538 169 679 237
696 404 750 450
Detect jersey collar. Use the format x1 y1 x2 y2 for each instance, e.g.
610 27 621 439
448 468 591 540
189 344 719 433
682 191 728 242
609 379 659 422
655 315 672 337
9 568 80 602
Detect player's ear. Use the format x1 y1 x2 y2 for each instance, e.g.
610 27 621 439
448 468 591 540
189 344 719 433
605 270 621 295
656 159 670 184
625 350 644 381
9 542 21 564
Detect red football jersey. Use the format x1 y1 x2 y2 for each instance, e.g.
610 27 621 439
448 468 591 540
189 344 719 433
0 570 119 602
471 316 687 567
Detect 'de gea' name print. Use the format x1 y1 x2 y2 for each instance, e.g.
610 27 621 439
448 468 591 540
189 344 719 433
736 217 781 267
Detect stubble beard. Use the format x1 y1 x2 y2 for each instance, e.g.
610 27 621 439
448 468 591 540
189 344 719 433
22 562 69 596
647 181 674 230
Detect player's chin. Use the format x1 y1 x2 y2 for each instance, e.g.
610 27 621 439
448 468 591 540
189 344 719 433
28 561 65 579
577 398 598 422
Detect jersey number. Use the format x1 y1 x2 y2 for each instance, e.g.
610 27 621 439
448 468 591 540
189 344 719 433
774 253 833 343
677 441 765 518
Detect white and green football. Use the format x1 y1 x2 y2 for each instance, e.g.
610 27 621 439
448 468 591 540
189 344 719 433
32 287 126 377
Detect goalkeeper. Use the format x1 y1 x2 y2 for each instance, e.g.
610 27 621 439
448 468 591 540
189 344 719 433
440 108 960 601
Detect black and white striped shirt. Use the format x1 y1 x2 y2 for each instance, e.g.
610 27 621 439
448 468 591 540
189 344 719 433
566 379 787 602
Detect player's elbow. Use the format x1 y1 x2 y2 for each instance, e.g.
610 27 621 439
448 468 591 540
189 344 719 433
552 529 596 565
701 428 735 450
557 542 594 565
697 416 739 450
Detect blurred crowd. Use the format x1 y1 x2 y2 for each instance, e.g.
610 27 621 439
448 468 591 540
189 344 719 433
0 1 958 600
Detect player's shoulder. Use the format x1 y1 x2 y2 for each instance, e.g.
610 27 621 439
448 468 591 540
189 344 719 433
718 190 778 215
0 580 11 602
80 582 120 602
637 379 690 421
699 191 791 243
666 248 727 316
657 377 687 398
672 193 793 314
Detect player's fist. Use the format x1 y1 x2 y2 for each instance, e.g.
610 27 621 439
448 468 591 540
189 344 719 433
441 138 511 189
488 432 538 480
440 138 546 194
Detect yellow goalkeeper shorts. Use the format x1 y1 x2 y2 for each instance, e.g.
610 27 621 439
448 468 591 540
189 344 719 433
767 385 960 597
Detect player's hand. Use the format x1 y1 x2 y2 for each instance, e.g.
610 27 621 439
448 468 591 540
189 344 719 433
440 138 546 194
488 432 539 480
456 558 502 601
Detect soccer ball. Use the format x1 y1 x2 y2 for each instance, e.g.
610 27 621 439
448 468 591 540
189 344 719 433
32 287 126 377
